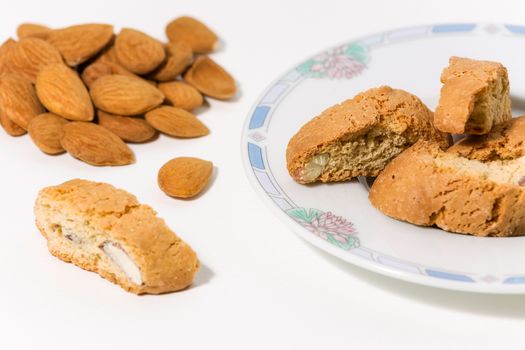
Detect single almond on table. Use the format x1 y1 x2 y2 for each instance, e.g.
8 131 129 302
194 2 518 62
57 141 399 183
145 106 208 138
0 38 16 76
184 56 236 100
165 16 219 54
17 23 52 40
27 113 68 154
158 81 203 111
158 157 213 198
97 110 157 143
8 37 63 83
115 28 165 74
81 61 141 88
61 121 134 166
90 75 164 116
36 63 94 121
47 23 114 66
0 107 26 136
150 41 193 82
0 74 45 129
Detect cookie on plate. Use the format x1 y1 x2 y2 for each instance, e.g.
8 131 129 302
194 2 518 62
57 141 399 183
286 86 450 184
369 117 525 236
434 56 511 135
34 179 199 294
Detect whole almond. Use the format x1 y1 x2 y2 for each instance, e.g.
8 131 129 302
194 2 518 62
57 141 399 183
158 81 203 111
166 16 219 54
97 110 157 143
17 23 52 40
90 75 164 115
184 56 236 100
36 64 94 121
150 42 193 82
61 121 134 166
81 61 141 88
145 106 208 138
0 106 26 136
47 23 114 66
158 157 213 198
115 28 165 74
27 113 68 154
0 39 16 76
0 74 45 129
8 37 63 83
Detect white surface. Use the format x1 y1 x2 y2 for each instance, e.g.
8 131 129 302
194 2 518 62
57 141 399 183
242 26 525 294
2 0 525 349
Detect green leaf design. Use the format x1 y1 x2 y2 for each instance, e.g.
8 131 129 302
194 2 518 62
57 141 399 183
287 207 323 223
344 42 368 63
327 234 360 250
296 59 316 75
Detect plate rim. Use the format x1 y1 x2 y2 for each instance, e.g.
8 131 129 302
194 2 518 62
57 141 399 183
240 22 525 294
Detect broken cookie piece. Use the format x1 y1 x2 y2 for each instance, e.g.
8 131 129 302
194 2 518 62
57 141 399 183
369 116 525 237
434 56 511 135
286 86 450 184
34 179 199 294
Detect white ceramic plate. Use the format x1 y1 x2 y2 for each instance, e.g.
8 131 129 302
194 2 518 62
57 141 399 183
241 23 525 294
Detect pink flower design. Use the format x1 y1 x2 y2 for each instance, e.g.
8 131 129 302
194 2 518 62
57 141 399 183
309 45 365 79
300 212 355 242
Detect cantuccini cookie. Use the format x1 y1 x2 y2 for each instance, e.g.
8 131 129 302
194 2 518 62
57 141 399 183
35 179 199 294
369 117 525 236
286 86 450 184
434 56 511 135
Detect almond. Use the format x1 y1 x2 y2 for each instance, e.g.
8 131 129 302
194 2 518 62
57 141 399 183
17 23 52 40
61 121 134 166
158 157 213 198
90 75 164 115
97 110 157 143
150 42 193 82
145 106 208 138
27 113 68 154
0 106 26 136
115 28 165 74
0 39 16 76
165 16 218 54
81 61 141 88
8 37 63 83
158 81 203 111
47 23 114 66
184 56 236 100
0 74 45 129
36 63 94 121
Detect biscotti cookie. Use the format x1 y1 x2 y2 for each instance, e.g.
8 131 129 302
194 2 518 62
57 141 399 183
434 56 511 135
369 132 525 237
286 86 450 184
34 179 199 294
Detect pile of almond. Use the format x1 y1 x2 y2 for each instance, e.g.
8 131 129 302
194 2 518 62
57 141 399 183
0 17 236 166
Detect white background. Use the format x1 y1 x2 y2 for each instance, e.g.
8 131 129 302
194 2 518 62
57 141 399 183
2 0 525 349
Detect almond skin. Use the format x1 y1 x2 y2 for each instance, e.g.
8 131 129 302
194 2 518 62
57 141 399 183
17 23 52 40
90 75 164 116
158 81 203 111
61 121 134 166
97 110 157 143
158 157 213 198
36 63 94 121
47 23 114 66
115 28 165 74
0 74 45 129
0 106 26 136
166 16 219 54
27 113 68 154
184 56 236 100
8 37 63 83
150 42 193 82
0 38 16 76
145 106 208 138
81 61 141 88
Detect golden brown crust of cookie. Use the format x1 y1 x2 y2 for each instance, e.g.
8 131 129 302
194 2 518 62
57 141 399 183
434 56 511 135
286 86 450 183
35 179 199 294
